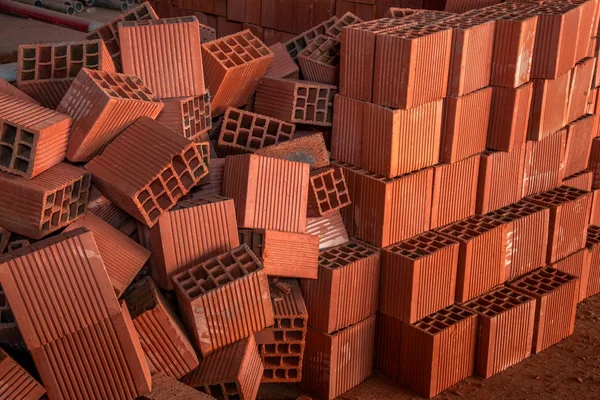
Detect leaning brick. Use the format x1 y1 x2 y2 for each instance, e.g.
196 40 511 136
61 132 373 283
57 68 163 162
255 77 337 126
563 170 593 191
0 78 39 104
476 147 525 214
86 2 159 71
86 117 208 228
156 93 212 141
381 231 459 324
172 244 274 356
564 115 595 178
567 57 596 123
298 35 341 85
301 239 380 333
184 158 225 198
265 42 300 79
0 347 45 400
16 40 116 109
64 213 150 297
399 304 477 398
283 15 337 62
182 336 262 399
324 11 363 37
463 286 536 378
307 166 351 217
305 211 349 250
488 83 533 152
119 17 205 99
509 267 579 353
552 249 591 302
0 163 90 239
528 71 571 141
140 373 215 399
223 154 310 232
137 196 239 289
218 107 295 155
522 129 567 197
585 225 600 298
203 30 273 115
87 185 133 231
524 186 591 263
124 277 199 379
0 93 70 178
258 280 308 383
254 132 330 170
199 23 217 43
300 315 376 400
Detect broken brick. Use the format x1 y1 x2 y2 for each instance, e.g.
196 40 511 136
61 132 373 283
254 132 330 170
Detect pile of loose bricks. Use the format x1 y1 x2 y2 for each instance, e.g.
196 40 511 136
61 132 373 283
0 0 599 399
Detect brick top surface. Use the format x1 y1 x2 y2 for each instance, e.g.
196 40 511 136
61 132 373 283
119 16 198 27
436 214 505 241
384 231 458 260
319 239 378 269
486 200 548 224
511 267 578 297
464 286 534 318
525 185 589 207
412 304 476 335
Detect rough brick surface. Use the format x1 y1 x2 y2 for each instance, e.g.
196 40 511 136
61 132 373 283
254 132 330 169
563 170 593 191
0 78 39 104
140 373 215 399
564 115 595 178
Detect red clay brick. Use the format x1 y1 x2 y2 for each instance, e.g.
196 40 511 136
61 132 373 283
563 170 594 191
528 70 571 141
266 43 300 79
552 249 591 302
0 163 90 239
156 93 212 141
283 15 337 62
305 211 349 250
477 147 525 214
585 225 600 298
307 166 351 217
509 267 579 353
564 115 595 177
0 347 45 400
0 78 39 104
199 22 217 43
140 373 215 399
444 0 501 12
298 35 341 85
254 131 330 170
0 93 70 178
0 227 9 254
86 117 208 228
522 128 567 197
375 312 402 381
488 83 533 151
567 57 596 123
87 185 133 231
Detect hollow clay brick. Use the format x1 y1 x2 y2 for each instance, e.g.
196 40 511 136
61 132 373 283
265 43 300 80
463 285 536 378
509 267 579 353
552 249 591 302
203 30 273 115
385 7 421 18
0 78 39 104
563 170 593 191
301 239 380 333
300 315 376 400
258 280 308 383
324 11 363 37
305 211 349 250
528 70 571 141
238 229 319 279
337 161 433 247
124 277 199 379
172 244 274 356
585 225 600 297
441 86 492 163
137 196 239 289
0 93 70 178
0 347 45 400
16 40 116 109
436 215 509 302
0 163 90 239
477 147 525 214
182 336 262 400
488 83 533 152
119 17 205 99
431 154 480 229
6 239 29 253
200 23 217 43
307 166 351 217
140 373 215 400
399 304 477 398
283 16 337 62
590 189 600 225
57 68 163 162
381 231 459 324
64 213 150 297
522 129 567 197
375 311 402 381
87 2 159 71
86 117 208 228
223 154 310 232
298 35 341 85
564 115 595 178
567 57 596 123
87 185 133 231
255 77 337 126
525 186 592 263
254 132 330 170
332 95 443 178
218 107 295 155
156 93 212 141
185 158 225 198
444 0 501 12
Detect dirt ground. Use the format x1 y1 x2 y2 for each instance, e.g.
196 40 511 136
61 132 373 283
259 294 600 400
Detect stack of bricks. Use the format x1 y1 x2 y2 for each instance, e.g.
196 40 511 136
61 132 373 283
0 1 599 400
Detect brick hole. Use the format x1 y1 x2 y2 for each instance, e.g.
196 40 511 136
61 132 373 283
0 310 14 324
0 145 12 168
294 109 305 120
224 382 238 395
237 129 250 145
264 356 280 367
274 331 284 341
275 370 286 379
14 158 28 173
263 370 274 379
227 264 243 279
208 384 224 397
17 144 31 159
1 124 17 146
264 344 276 353
283 356 300 367
261 136 274 146
290 343 302 353
286 330 303 341
181 280 196 291
293 318 304 328
288 369 299 379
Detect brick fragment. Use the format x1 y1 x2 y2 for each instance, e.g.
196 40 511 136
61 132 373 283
0 347 45 400
563 170 593 191
203 30 273 115
124 277 199 379
140 373 215 399
305 211 349 250
463 286 535 378
86 117 208 228
585 225 600 297
488 83 533 151
0 78 39 104
477 147 525 214
156 93 212 141
301 239 380 333
223 154 310 232
172 244 274 356
119 17 205 99
298 35 341 85
567 57 596 123
87 2 159 71
509 267 579 353
57 68 163 162
218 107 295 155
265 43 300 79
238 229 319 279
522 128 567 197
300 315 376 400
17 40 116 109
254 132 330 169
552 249 591 302
528 70 571 141
399 304 477 398
182 336 262 399
255 77 337 126
138 196 239 289
258 280 308 383
0 163 90 239
525 186 591 263
0 93 70 178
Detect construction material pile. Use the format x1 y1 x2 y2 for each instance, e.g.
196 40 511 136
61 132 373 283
0 0 599 399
